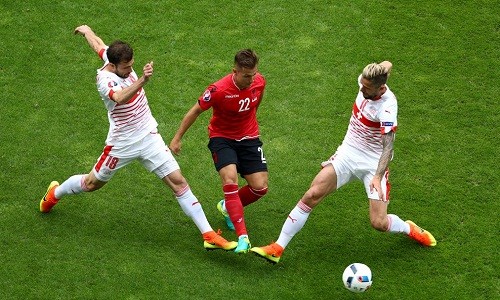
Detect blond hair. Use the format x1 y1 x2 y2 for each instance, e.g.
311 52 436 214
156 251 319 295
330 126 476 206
362 63 388 88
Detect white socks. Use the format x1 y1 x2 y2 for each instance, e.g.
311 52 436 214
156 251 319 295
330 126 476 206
274 204 411 250
54 174 88 199
387 214 410 234
276 201 312 249
175 186 212 234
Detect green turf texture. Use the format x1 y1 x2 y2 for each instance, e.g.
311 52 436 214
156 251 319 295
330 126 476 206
1 0 498 299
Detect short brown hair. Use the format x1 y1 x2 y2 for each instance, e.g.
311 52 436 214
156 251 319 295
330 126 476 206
234 49 259 69
107 40 134 65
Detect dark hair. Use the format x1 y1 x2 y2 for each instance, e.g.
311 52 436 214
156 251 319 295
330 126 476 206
234 49 259 69
106 40 133 65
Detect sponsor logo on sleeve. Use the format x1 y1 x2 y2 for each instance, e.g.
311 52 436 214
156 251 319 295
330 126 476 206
381 122 394 126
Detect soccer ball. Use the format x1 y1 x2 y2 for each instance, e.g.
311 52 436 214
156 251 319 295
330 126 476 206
342 263 373 293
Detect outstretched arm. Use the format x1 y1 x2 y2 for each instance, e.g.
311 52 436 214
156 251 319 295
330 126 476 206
169 103 204 155
74 25 106 55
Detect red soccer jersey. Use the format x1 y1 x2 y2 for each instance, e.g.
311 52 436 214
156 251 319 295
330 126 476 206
198 73 266 140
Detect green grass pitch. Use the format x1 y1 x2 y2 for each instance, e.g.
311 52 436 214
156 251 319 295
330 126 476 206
0 0 498 299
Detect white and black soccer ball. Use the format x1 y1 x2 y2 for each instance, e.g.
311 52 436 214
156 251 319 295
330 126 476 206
342 263 373 293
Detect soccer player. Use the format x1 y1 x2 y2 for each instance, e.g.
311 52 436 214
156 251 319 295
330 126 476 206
169 49 268 254
251 61 437 264
39 25 237 252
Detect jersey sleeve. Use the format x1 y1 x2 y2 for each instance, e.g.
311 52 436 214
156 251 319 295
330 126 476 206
98 46 108 62
198 85 217 110
95 46 121 102
379 102 398 134
97 74 120 102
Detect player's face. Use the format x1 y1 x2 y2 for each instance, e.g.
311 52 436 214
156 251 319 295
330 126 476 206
360 77 384 100
113 59 134 79
233 66 257 90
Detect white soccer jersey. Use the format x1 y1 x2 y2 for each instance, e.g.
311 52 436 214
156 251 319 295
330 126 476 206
342 75 398 156
95 47 157 148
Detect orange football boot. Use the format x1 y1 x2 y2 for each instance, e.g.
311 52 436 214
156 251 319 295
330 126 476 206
40 181 60 213
250 242 284 264
203 230 237 251
406 220 437 247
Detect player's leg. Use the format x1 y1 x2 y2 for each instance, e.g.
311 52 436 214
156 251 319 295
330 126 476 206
40 172 108 213
240 171 268 206
40 145 123 213
278 165 338 246
251 146 358 263
159 168 236 251
364 168 407 232
208 137 251 252
368 199 392 231
59 171 107 196
239 138 269 206
208 138 238 230
144 134 236 250
161 167 211 233
250 164 339 263
218 164 251 253
368 197 436 246
364 171 436 246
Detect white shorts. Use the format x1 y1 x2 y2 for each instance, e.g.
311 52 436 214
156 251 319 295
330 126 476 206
321 144 391 201
92 132 180 182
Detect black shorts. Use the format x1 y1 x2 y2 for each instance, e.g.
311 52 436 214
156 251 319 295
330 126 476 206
207 137 268 175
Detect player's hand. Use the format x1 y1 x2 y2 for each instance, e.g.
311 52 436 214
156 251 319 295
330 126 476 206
379 61 392 75
369 175 386 202
143 61 154 81
74 25 92 36
169 139 182 155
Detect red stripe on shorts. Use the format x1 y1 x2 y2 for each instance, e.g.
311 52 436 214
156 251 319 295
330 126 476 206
94 145 113 172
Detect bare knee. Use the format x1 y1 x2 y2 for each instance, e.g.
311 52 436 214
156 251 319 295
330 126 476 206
302 188 326 208
301 168 337 208
244 171 268 191
84 175 106 192
370 217 389 232
162 170 189 195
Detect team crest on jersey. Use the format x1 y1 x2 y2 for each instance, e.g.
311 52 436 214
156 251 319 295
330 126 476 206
202 89 211 101
108 81 118 88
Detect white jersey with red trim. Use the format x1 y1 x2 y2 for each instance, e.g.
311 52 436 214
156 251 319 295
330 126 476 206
95 47 157 148
342 75 398 156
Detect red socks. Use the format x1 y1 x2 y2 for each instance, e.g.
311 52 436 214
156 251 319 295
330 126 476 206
238 185 267 206
223 184 247 236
